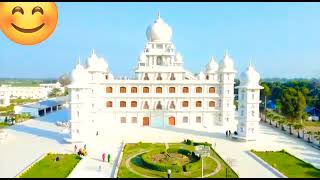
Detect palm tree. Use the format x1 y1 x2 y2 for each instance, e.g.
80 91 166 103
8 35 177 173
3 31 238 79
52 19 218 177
278 118 286 131
287 122 294 135
267 112 274 125
273 116 281 128
293 123 304 138
306 131 313 143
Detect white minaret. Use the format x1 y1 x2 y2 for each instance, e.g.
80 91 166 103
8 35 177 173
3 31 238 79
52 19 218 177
235 63 263 141
218 51 236 128
65 58 91 143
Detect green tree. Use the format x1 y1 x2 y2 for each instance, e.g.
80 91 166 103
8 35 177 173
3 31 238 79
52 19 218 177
48 88 63 98
261 83 271 111
280 88 307 124
278 118 286 131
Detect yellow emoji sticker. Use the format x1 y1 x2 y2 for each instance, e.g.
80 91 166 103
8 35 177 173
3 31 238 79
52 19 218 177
0 2 58 45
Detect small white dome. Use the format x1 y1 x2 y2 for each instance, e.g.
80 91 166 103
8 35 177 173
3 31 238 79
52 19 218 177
240 64 261 87
206 56 219 72
175 52 183 63
86 49 108 72
198 72 205 80
71 60 90 85
146 12 172 42
219 52 235 72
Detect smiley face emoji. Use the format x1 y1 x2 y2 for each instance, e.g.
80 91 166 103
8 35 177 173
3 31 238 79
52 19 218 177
0 2 58 45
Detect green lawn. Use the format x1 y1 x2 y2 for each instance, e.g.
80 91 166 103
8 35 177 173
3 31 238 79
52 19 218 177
117 142 238 178
19 153 81 178
252 150 320 178
0 122 9 129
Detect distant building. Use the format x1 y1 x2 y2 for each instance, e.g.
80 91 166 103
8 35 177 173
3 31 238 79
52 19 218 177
305 106 320 121
266 100 276 110
0 82 64 100
14 96 68 117
0 89 10 107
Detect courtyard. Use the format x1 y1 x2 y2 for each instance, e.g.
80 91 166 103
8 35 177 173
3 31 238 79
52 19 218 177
0 109 320 178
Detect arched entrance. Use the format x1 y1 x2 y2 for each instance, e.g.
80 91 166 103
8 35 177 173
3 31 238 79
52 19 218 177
168 116 175 126
143 117 150 126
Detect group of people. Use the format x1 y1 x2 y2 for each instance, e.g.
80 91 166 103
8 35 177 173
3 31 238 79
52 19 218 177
225 130 232 137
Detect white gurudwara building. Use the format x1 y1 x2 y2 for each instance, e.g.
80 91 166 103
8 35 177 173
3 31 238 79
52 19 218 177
66 13 263 142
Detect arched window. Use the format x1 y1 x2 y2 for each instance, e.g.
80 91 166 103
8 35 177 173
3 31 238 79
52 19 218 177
144 73 149 80
209 101 215 107
156 87 162 93
105 75 108 80
106 101 112 108
169 87 175 93
131 117 137 123
120 87 126 93
196 101 202 107
120 101 126 107
156 101 162 110
196 87 202 93
206 75 209 80
183 116 188 123
131 101 137 107
106 87 113 93
182 101 189 107
143 87 149 93
156 56 163 65
196 116 202 123
131 87 137 93
170 73 176 80
209 87 215 93
169 101 175 109
156 73 162 80
182 87 189 93
143 101 149 109
120 117 126 123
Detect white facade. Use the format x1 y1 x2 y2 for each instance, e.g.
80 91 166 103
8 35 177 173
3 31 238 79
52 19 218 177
0 89 10 107
236 64 263 140
0 82 63 100
66 13 262 142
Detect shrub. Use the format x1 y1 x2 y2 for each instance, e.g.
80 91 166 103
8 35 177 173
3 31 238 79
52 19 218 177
185 139 193 146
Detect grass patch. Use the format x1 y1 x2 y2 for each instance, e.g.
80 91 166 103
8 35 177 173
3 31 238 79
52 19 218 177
19 153 81 178
0 122 9 129
117 142 238 178
252 149 320 178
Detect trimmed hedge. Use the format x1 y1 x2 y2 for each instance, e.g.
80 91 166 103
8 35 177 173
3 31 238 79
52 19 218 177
140 148 200 173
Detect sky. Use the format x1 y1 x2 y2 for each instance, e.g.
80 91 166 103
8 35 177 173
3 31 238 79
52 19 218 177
0 2 320 79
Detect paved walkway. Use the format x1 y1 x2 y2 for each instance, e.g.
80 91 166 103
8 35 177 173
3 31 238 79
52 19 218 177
1 109 320 178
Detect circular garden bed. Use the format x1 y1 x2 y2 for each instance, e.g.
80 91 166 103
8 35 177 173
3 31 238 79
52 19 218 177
140 148 200 173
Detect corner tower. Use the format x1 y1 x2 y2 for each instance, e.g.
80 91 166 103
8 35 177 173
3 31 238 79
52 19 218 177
236 63 263 140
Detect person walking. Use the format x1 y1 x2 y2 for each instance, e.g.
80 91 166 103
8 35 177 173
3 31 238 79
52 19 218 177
108 153 111 163
225 130 228 137
102 152 106 162
96 131 99 136
229 130 231 137
74 145 77 153
84 144 87 150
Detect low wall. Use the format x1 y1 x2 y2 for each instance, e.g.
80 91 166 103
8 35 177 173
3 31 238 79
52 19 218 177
112 141 125 178
14 153 47 178
247 151 287 178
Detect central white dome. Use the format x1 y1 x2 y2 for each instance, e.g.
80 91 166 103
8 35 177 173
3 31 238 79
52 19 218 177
146 12 173 42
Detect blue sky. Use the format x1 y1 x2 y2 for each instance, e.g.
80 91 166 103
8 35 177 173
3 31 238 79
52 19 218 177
0 2 320 79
